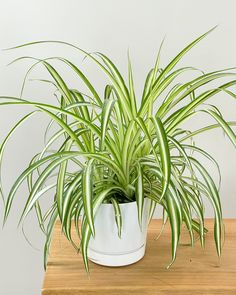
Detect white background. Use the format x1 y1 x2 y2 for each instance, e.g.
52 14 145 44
0 0 236 294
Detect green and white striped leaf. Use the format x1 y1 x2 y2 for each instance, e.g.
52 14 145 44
136 163 144 227
151 116 171 202
82 159 95 236
100 98 116 150
110 197 122 238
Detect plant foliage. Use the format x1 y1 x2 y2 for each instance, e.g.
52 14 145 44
1 27 236 271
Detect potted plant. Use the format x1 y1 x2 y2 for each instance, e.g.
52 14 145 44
1 27 236 272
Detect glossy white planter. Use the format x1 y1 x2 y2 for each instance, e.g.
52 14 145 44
88 198 151 267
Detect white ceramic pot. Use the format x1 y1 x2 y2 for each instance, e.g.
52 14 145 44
88 198 151 267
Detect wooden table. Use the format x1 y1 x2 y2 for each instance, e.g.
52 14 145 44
42 219 236 294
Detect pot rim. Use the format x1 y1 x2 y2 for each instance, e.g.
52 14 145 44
101 197 149 207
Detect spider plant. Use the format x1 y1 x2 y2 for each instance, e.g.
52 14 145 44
1 27 236 272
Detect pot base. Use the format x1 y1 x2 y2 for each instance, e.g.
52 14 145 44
88 244 146 267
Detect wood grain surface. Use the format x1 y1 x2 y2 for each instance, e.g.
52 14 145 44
42 219 236 294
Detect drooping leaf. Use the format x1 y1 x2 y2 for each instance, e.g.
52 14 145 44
82 159 95 236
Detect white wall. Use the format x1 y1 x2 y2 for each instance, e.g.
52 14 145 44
0 0 236 294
